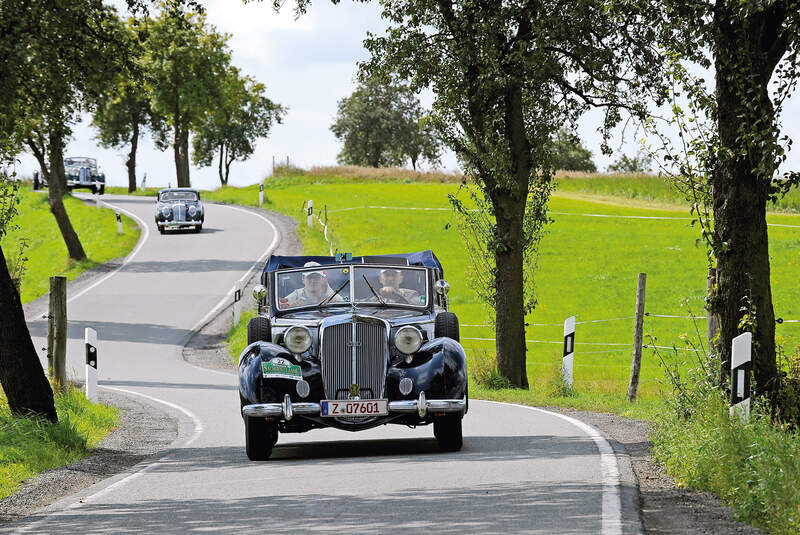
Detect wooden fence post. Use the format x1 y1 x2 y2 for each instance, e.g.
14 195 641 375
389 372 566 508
627 272 647 402
50 276 67 391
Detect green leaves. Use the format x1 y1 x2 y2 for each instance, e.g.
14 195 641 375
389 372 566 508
330 78 441 169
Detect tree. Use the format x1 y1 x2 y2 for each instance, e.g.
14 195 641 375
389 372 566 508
145 6 232 188
192 69 285 185
330 78 441 169
10 1 127 261
607 152 652 173
552 129 596 172
650 1 800 401
92 19 153 194
360 1 667 388
0 173 57 423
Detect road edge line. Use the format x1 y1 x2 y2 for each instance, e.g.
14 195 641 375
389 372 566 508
481 400 640 535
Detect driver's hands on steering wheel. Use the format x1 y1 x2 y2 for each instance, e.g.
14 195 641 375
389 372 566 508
379 286 410 304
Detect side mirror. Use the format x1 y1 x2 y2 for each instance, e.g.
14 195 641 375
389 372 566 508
434 279 450 295
253 284 267 301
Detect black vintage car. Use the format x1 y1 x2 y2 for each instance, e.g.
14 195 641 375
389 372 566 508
239 251 468 460
154 188 204 234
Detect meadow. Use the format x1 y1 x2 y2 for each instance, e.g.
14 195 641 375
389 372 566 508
210 171 800 415
2 188 141 303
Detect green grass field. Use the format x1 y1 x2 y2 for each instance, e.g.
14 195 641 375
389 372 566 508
1 189 141 303
210 173 800 415
0 386 119 500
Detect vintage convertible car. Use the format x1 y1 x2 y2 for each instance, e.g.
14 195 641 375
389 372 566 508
64 157 105 194
154 188 204 234
239 251 468 460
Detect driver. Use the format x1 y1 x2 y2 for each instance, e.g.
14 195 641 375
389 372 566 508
283 262 343 307
377 269 420 304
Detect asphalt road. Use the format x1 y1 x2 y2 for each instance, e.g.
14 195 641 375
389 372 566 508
12 195 636 534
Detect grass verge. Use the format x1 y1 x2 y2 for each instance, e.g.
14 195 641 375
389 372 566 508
652 387 800 534
2 188 141 303
0 385 119 500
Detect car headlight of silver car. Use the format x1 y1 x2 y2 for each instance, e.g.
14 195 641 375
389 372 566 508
284 326 312 354
160 205 171 217
395 326 423 355
188 205 197 217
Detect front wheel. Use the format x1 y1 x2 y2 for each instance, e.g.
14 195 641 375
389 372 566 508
435 312 460 341
434 414 463 452
98 184 105 195
194 223 202 233
245 416 278 461
247 316 271 344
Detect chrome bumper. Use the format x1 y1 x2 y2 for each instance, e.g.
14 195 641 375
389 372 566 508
157 221 200 227
242 392 467 421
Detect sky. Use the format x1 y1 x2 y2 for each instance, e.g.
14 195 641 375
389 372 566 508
12 1 800 191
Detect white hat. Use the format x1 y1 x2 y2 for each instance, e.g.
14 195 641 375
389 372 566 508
302 261 327 278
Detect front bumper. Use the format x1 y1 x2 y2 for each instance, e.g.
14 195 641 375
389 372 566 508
157 220 201 228
242 392 467 421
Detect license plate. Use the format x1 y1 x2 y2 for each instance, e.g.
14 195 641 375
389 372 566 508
168 222 184 227
321 399 388 417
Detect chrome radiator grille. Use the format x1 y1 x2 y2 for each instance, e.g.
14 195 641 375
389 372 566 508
320 321 387 401
172 204 186 221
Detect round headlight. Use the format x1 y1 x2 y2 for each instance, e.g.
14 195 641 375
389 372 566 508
188 205 197 216
161 205 171 217
284 326 312 354
395 326 423 355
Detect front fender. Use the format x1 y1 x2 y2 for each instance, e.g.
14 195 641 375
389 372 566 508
238 342 294 404
386 337 467 401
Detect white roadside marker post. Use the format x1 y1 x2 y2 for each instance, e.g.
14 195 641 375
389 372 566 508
307 199 313 227
116 210 123 234
85 328 98 403
562 315 576 387
233 280 242 326
730 332 752 421
258 183 264 207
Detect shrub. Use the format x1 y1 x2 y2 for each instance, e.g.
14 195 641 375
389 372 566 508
469 350 512 390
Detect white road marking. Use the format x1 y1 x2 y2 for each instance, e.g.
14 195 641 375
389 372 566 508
483 400 623 535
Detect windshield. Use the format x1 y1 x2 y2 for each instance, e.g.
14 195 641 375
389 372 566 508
64 157 95 168
275 265 351 310
273 265 429 310
353 266 428 307
160 191 199 202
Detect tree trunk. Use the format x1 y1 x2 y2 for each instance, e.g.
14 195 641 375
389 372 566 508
493 196 529 389
218 144 224 185
47 134 86 261
712 7 783 399
0 244 58 423
127 120 139 193
173 124 191 188
224 146 233 185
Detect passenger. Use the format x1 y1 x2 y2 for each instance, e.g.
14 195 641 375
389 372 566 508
376 269 420 304
283 261 343 307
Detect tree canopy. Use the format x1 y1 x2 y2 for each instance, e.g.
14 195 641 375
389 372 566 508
330 78 441 169
192 69 286 185
145 8 232 187
552 129 596 172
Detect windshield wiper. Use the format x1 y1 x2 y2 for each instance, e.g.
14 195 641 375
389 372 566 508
361 274 387 306
319 280 349 308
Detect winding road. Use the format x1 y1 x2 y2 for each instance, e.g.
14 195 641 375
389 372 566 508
12 194 639 534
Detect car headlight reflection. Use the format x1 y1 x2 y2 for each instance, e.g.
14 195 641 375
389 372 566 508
160 205 171 217
395 326 423 355
285 326 312 354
